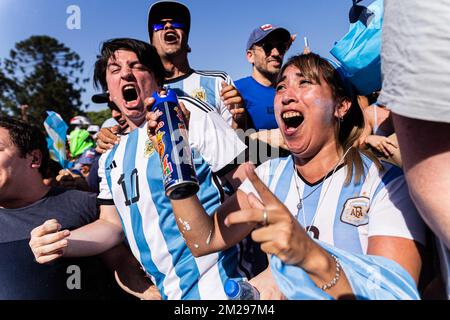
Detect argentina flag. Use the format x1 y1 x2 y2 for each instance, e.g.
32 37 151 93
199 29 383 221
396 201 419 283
270 240 420 300
43 111 69 168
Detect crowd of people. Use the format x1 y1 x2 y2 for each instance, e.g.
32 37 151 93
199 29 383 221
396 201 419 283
1 0 449 300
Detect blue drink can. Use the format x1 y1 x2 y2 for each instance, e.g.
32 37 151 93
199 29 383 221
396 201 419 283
151 89 199 200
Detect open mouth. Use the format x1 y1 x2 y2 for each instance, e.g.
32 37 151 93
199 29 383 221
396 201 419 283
282 111 304 129
164 31 178 43
122 84 138 103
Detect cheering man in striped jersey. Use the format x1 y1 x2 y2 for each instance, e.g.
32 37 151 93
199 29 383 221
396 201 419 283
29 38 262 300
148 1 248 129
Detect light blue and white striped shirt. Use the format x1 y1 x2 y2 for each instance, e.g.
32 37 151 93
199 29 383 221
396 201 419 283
165 70 235 127
240 154 426 255
98 98 249 300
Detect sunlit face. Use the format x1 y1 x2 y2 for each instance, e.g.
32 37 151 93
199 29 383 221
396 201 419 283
251 46 284 77
248 32 289 80
0 128 29 202
151 18 189 58
106 50 159 129
274 65 338 158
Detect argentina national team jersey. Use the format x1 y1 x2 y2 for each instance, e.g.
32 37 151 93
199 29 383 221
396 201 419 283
164 70 234 127
98 98 248 300
240 154 426 255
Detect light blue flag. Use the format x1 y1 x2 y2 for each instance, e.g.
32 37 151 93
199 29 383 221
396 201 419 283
330 0 384 95
43 111 69 169
270 240 420 300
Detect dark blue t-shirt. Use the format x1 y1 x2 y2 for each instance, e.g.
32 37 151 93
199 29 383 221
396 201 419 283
0 188 124 300
86 153 101 194
235 76 278 130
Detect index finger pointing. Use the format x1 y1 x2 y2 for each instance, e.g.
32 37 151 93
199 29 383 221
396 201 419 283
224 208 269 227
246 165 280 206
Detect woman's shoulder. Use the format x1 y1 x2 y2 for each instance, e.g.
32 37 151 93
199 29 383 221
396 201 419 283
358 151 405 189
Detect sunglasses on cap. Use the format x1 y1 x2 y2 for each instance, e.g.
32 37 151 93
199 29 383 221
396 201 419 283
153 21 185 32
254 42 289 56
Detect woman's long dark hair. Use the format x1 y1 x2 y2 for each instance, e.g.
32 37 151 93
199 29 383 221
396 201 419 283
277 53 381 184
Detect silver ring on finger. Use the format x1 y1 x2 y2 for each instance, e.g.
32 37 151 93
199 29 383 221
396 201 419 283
262 209 269 226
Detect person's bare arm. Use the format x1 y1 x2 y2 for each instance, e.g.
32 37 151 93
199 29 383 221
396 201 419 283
393 114 450 248
95 126 121 154
249 129 288 150
100 243 162 300
367 236 422 284
249 264 286 300
168 187 256 257
221 162 251 192
30 205 124 263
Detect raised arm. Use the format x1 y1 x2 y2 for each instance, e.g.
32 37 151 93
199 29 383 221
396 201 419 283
168 182 257 257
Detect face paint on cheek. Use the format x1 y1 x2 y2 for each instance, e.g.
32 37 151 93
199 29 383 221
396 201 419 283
313 98 322 106
313 95 336 120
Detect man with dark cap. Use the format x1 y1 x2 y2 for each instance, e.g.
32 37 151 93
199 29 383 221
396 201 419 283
92 93 129 134
148 1 247 129
235 24 294 131
234 24 295 165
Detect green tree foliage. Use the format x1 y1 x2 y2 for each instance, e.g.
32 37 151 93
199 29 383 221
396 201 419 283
1 35 89 124
0 62 17 117
86 108 112 127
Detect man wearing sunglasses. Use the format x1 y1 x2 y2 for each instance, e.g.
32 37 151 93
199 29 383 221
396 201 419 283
234 25 294 166
235 24 294 132
148 1 247 130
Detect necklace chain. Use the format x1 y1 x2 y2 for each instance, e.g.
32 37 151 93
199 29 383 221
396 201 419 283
292 147 353 235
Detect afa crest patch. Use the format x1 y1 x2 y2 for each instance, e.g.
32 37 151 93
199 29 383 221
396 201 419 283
340 197 370 227
191 87 207 102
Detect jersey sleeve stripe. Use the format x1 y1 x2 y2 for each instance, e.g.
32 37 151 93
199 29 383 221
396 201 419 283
179 96 214 113
195 70 228 81
373 163 404 200
96 199 115 206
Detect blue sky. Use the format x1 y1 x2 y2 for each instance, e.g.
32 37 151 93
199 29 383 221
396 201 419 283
0 0 357 112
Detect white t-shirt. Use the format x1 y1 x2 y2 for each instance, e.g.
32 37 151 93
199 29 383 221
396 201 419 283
379 0 450 123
